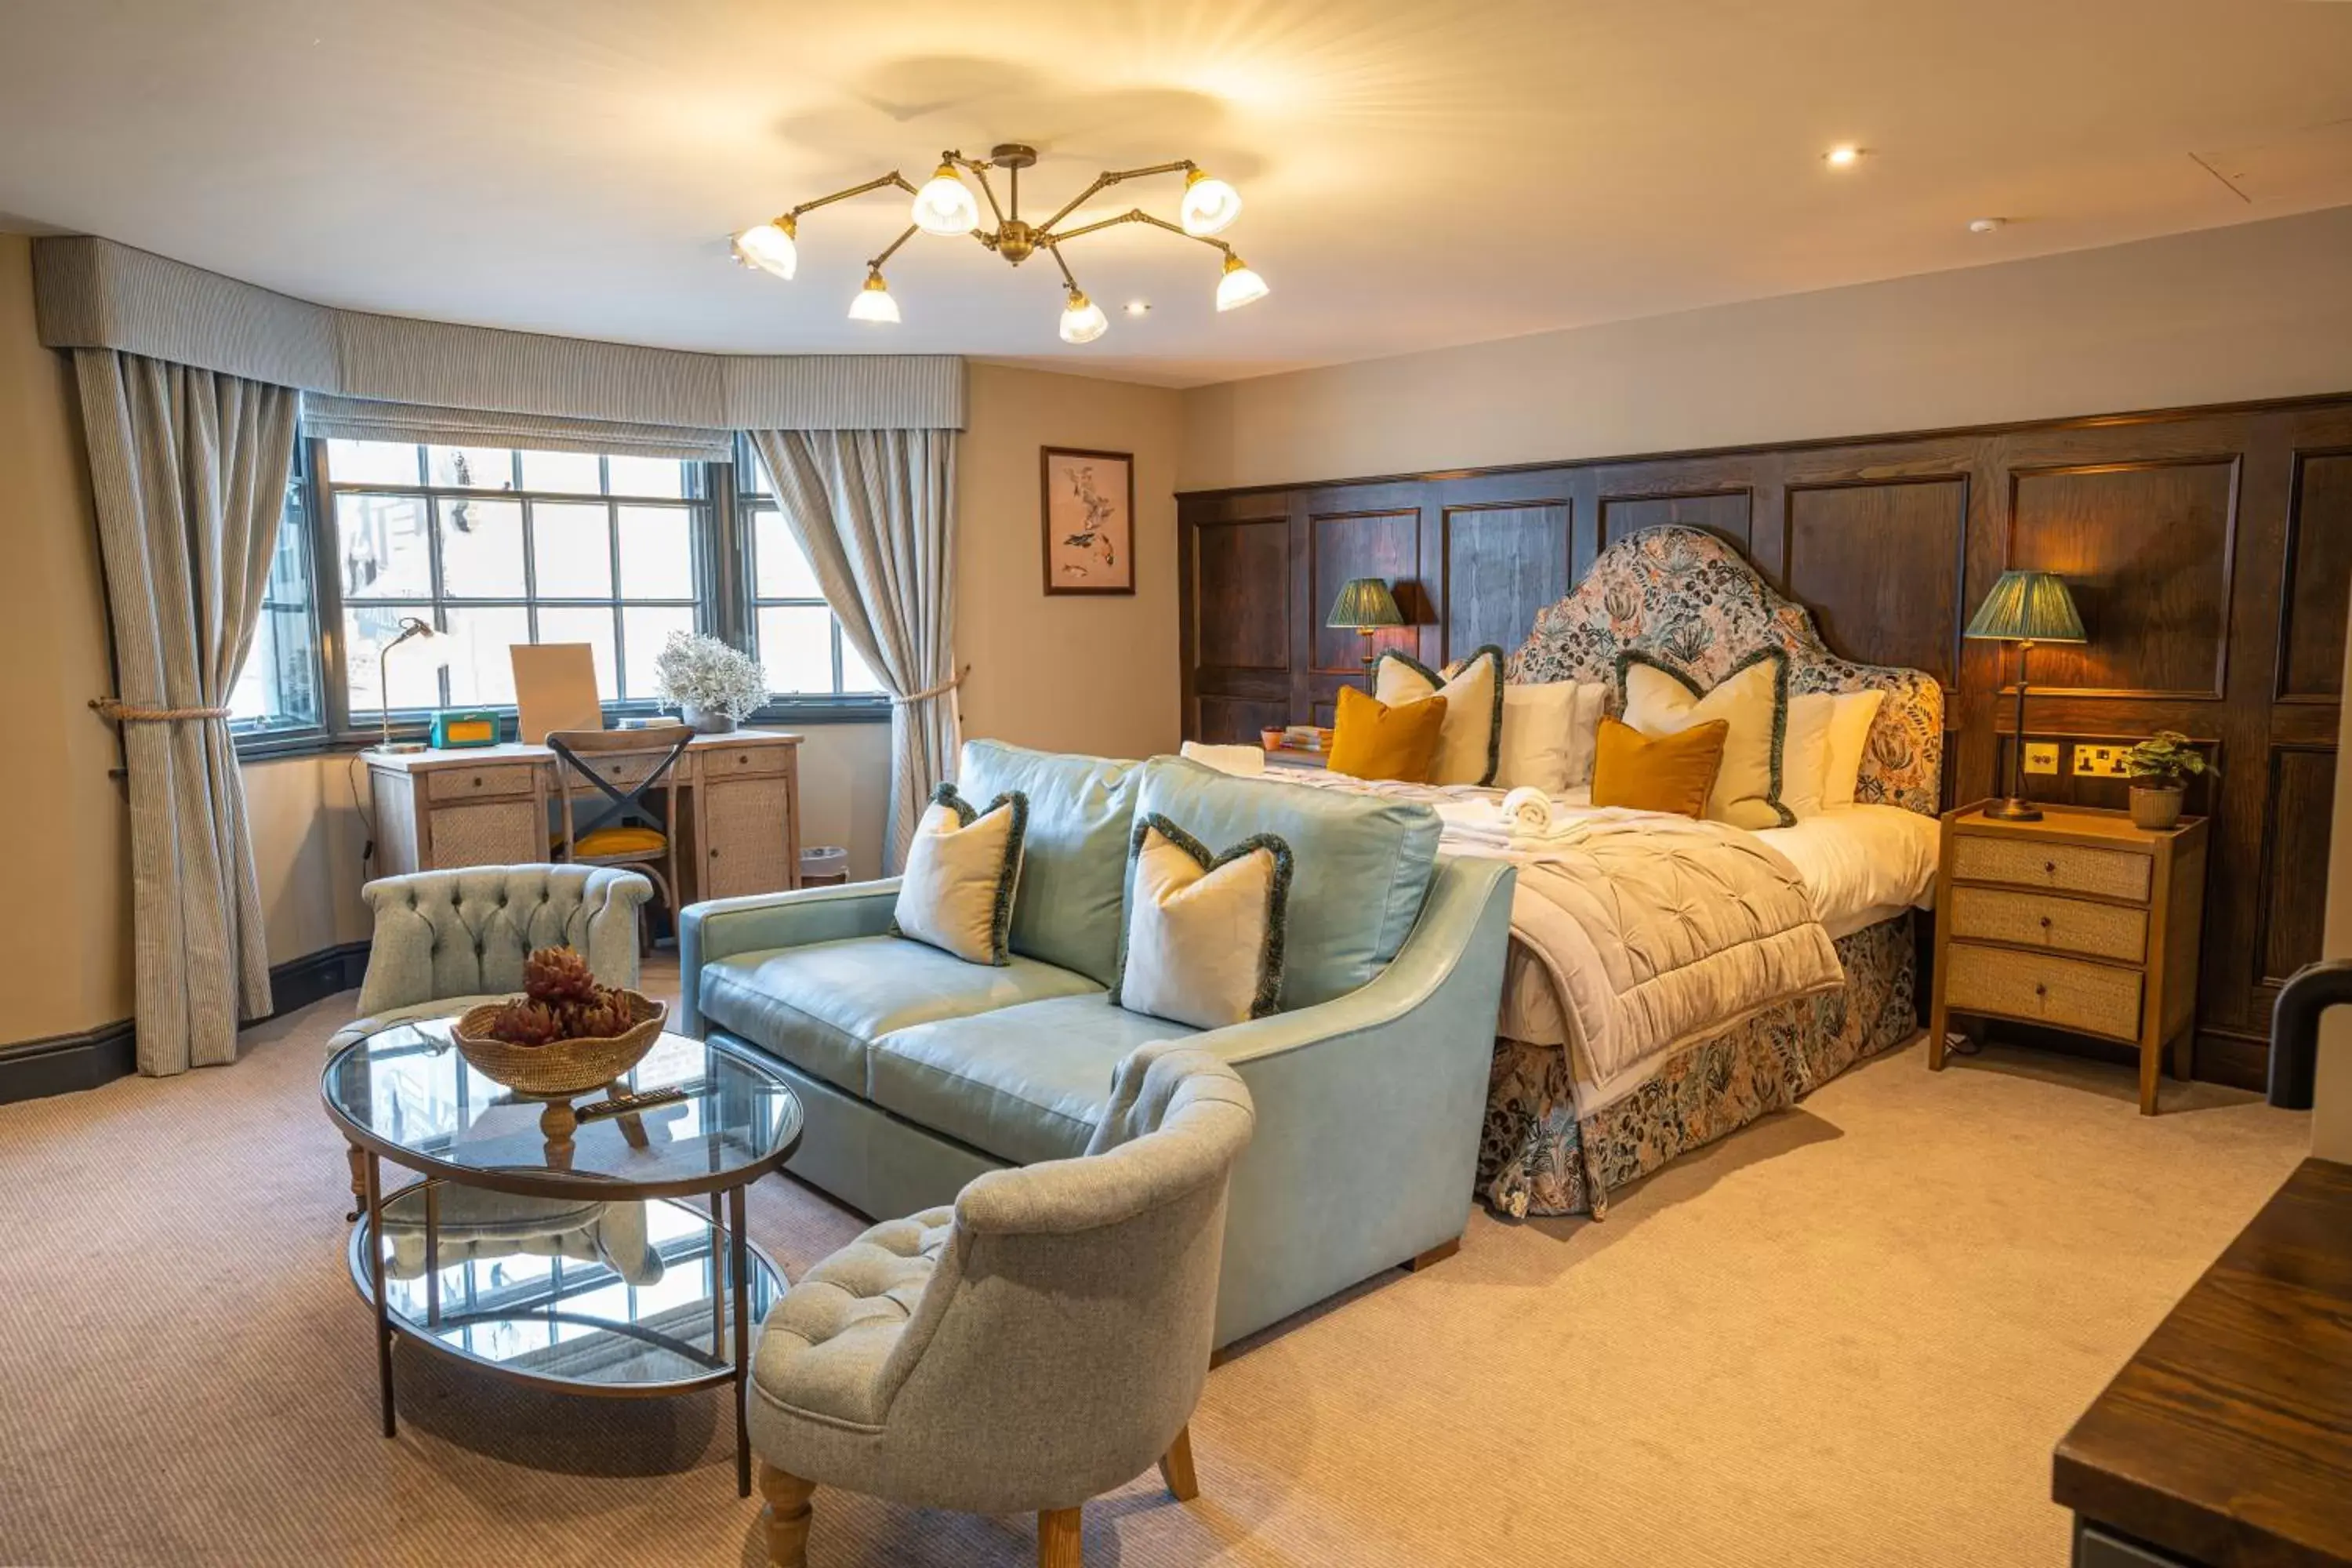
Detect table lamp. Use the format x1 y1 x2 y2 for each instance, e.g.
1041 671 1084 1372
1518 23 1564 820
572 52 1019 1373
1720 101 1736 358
1964 569 2085 822
1326 577 1404 691
369 616 456 754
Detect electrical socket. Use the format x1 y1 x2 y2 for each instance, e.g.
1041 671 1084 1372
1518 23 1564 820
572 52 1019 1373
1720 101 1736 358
2073 743 2131 779
2023 742 2060 775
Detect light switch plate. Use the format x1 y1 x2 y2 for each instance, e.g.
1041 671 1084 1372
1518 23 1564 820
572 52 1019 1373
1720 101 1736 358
2074 742 2131 779
2023 742 2060 775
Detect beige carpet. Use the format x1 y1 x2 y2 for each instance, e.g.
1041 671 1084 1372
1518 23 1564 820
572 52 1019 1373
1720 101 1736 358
0 972 2310 1568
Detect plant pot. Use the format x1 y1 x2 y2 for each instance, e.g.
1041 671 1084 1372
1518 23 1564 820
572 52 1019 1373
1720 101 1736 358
2128 782 2185 831
679 702 737 735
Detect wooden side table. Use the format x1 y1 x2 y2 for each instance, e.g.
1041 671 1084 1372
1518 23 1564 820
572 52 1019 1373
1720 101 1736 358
1927 801 2208 1115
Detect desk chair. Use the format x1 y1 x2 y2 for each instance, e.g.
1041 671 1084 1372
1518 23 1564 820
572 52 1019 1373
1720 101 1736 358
547 724 693 951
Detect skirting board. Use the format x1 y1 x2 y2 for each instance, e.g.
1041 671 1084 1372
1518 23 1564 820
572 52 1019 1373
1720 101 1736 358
0 941 369 1105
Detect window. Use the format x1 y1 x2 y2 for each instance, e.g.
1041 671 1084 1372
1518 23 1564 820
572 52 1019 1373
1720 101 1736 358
321 439 705 721
228 449 323 739
738 441 885 701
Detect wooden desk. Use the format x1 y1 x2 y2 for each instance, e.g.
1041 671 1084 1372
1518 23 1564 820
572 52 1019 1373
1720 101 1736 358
2054 1157 2352 1567
365 728 803 901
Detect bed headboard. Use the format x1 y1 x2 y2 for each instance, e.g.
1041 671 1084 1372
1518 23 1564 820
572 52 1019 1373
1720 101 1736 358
1506 526 1944 816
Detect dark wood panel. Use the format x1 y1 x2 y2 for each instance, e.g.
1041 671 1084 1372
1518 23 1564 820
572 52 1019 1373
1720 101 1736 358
1196 695 1289 745
1599 489 1751 553
2008 459 2238 697
1443 502 1569 661
1309 508 1422 674
2258 746 2337 985
2279 451 2352 699
1192 517 1290 673
1784 478 1966 684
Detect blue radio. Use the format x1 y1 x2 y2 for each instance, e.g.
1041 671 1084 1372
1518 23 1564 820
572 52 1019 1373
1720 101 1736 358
430 710 501 749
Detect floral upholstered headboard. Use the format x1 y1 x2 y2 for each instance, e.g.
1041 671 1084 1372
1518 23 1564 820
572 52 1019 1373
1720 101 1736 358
1507 527 1944 815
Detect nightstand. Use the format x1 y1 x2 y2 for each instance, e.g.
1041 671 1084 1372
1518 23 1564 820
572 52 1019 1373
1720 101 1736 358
1927 801 2208 1115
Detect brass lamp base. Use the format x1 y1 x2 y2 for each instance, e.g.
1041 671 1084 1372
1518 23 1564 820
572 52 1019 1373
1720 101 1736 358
1984 797 2042 822
372 741 429 755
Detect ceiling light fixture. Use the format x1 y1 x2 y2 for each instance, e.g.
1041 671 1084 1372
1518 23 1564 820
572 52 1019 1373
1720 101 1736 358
1124 299 1151 316
1824 144 1865 168
736 143 1265 343
1969 216 2009 234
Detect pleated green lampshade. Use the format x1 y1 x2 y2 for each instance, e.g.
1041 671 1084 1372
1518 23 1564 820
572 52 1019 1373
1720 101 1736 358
1326 576 1404 630
1964 570 2085 644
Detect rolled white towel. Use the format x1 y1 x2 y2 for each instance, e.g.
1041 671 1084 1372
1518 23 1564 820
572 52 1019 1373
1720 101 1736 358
1499 786 1559 833
1180 741 1267 777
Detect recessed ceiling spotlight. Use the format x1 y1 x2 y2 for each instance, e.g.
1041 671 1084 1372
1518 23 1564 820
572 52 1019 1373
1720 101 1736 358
1125 300 1151 315
1824 145 1865 168
1968 216 2009 234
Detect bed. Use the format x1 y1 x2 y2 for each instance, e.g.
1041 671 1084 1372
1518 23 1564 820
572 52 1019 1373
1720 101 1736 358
1279 526 1945 1218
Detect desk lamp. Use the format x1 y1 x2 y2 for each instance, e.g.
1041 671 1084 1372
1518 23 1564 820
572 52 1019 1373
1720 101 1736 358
1325 578 1404 691
369 617 455 754
1963 570 2085 822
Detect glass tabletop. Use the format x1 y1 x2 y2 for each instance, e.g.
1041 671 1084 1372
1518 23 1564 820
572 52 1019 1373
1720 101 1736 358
323 1019 801 1198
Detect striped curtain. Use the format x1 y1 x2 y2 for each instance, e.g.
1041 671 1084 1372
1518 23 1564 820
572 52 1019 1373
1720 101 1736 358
751 429 960 873
74 350 299 1075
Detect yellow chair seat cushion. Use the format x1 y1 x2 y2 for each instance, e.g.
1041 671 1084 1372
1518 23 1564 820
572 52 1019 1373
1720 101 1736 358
1327 685 1448 783
563 826 669 858
1590 715 1727 818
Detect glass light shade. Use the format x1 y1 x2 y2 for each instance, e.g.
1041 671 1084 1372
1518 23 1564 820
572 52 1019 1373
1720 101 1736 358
1964 570 2085 643
848 272 900 324
1214 256 1269 312
732 219 797 280
1058 290 1109 344
1179 169 1243 236
909 165 980 237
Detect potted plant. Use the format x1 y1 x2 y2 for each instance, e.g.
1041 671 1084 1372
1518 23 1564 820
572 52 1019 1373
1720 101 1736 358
652 630 769 735
2122 731 2209 830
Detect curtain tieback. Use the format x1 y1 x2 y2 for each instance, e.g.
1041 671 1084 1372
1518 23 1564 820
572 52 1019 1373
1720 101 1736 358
90 697 231 722
893 664 970 706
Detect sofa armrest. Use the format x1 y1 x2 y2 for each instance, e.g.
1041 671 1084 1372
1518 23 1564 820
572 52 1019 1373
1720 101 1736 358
677 880 903 1037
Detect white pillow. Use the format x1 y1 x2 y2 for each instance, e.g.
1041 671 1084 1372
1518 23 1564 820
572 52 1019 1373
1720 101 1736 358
1563 681 1609 788
1178 741 1266 776
891 785 1027 965
1112 816 1293 1029
1780 693 1835 819
1822 690 1887 809
1621 652 1793 829
1496 680 1610 793
1374 646 1503 786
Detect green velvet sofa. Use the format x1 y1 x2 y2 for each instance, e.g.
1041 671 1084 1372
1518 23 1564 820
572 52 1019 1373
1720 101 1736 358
678 740 1516 1349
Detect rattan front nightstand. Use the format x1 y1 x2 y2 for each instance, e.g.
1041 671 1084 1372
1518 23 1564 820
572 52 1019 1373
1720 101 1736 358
1927 801 2208 1115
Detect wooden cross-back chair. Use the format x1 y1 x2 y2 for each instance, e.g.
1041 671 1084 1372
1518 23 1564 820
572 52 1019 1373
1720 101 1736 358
546 724 694 950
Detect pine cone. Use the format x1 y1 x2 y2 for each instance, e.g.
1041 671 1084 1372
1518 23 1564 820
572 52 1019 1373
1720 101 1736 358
485 998 563 1047
523 946 600 1007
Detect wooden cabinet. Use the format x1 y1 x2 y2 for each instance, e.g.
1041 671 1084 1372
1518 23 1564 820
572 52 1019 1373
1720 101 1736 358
365 729 805 906
1928 802 2206 1115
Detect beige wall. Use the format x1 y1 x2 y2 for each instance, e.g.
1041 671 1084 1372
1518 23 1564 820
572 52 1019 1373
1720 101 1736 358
0 233 132 1044
1179 204 2352 492
956 361 1184 760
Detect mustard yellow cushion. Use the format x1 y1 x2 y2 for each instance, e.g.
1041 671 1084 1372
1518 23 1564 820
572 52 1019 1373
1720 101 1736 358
1591 715 1728 818
563 825 668 857
1327 685 1448 783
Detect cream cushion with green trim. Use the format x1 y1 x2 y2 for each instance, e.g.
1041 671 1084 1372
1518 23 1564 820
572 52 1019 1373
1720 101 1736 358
1112 816 1293 1030
1620 650 1792 829
890 785 1028 966
1374 644 1504 786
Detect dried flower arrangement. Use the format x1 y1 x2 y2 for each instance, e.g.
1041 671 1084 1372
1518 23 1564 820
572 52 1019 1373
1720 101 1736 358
651 630 770 730
478 946 637 1045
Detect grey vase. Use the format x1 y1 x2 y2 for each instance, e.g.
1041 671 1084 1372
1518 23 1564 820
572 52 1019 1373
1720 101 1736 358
679 703 737 735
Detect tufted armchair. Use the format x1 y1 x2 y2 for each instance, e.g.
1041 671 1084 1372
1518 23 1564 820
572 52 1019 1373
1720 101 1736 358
750 1041 1254 1568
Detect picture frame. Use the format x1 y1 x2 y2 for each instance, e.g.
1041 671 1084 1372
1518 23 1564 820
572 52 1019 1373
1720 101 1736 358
1040 445 1136 596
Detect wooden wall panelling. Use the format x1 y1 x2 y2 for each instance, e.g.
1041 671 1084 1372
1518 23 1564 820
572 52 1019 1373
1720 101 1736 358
1179 492 1295 742
1174 392 2352 1088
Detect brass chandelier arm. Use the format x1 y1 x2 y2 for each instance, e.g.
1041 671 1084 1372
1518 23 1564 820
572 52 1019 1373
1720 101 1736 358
947 154 1009 227
864 224 920 273
1033 160 1197 236
786 171 916 222
1044 206 1232 257
1046 244 1081 292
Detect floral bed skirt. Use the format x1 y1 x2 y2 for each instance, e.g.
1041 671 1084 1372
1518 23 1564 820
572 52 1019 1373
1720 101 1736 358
1477 913 1919 1219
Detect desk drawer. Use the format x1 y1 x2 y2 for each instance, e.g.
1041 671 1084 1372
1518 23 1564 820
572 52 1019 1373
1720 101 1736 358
705 745 793 778
1951 835 2151 902
1946 944 2143 1041
426 764 535 802
1947 887 2148 964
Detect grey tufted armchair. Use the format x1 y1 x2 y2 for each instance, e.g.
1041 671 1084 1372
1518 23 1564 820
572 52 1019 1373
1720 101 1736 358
750 1041 1255 1568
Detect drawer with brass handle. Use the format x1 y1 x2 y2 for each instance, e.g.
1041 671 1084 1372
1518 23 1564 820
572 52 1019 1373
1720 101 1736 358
426 765 535 801
1951 834 2152 902
1944 943 2144 1043
1947 886 2148 964
709 746 793 777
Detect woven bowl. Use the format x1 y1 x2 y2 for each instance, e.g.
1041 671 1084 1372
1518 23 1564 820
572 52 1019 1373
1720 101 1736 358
452 990 667 1098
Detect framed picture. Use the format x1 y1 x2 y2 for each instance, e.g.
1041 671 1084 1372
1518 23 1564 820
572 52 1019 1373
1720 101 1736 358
1040 446 1135 595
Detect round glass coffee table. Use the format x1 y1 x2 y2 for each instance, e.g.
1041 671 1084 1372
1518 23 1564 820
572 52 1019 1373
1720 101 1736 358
321 1018 803 1496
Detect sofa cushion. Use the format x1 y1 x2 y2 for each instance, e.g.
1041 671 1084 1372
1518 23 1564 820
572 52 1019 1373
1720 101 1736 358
1133 756 1442 1008
751 1207 953 1428
957 739 1138 987
869 994 1197 1166
699 936 1101 1094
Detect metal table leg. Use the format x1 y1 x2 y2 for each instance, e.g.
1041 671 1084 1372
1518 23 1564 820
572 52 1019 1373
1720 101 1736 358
730 1180 752 1498
364 1152 395 1437
424 1181 441 1327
